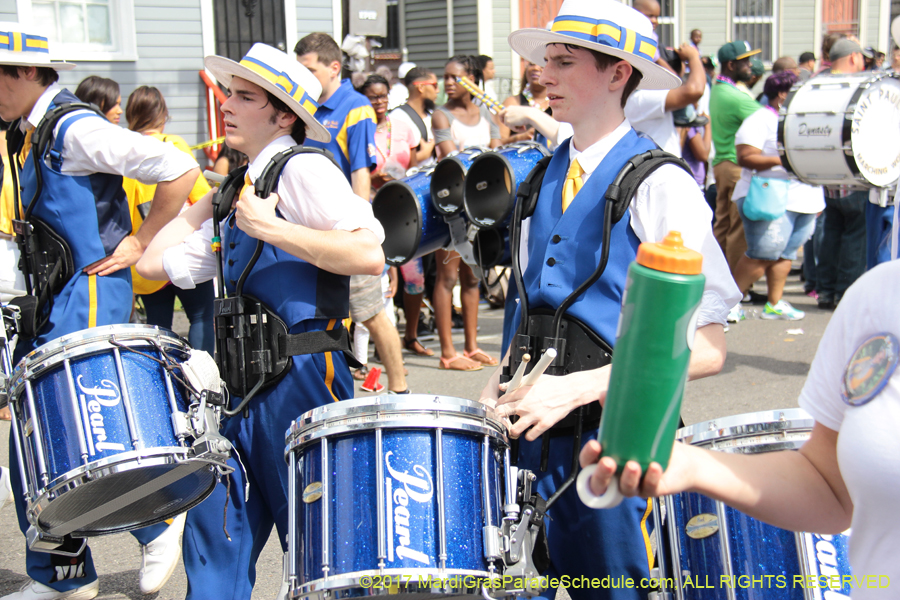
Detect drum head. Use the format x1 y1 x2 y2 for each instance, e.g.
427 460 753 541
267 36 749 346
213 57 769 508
849 75 900 187
677 408 814 454
37 459 216 537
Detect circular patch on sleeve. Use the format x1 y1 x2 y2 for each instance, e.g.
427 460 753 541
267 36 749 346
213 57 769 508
841 333 900 406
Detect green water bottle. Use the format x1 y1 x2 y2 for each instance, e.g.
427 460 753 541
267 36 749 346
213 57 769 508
577 231 705 508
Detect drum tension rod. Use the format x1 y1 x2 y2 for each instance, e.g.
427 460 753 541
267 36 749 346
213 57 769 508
108 339 200 399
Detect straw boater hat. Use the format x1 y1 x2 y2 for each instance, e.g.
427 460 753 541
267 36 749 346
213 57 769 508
0 23 75 70
205 43 330 143
507 0 680 90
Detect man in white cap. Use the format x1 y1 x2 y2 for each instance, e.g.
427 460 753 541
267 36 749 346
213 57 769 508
0 24 201 600
480 1 739 597
137 43 385 599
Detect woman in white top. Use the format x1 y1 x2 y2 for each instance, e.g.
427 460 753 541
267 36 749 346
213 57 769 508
433 55 501 157
431 55 501 371
731 70 824 321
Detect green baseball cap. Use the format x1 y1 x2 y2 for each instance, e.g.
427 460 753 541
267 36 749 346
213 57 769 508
750 55 765 76
718 40 762 64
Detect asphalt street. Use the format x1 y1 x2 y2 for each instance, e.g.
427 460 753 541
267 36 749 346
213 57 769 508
0 272 831 599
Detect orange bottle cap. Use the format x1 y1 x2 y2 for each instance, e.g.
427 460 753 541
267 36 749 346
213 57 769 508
636 231 703 275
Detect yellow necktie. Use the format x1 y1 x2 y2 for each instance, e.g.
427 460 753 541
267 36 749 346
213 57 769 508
17 126 34 168
561 158 584 213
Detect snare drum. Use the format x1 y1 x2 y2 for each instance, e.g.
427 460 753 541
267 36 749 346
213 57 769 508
7 324 230 549
658 410 852 599
779 71 900 188
285 395 510 600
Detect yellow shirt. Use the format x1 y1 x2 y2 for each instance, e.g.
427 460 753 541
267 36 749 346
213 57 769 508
125 132 211 295
0 155 16 236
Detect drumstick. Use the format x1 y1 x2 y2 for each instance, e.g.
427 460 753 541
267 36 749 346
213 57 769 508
521 348 557 387
455 77 504 115
505 353 530 394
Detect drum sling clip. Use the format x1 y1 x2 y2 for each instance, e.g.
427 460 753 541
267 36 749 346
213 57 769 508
499 467 550 596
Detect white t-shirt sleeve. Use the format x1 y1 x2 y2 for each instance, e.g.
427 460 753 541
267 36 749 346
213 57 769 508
624 90 668 125
277 153 385 243
61 114 198 183
162 218 218 289
630 165 742 327
733 108 767 151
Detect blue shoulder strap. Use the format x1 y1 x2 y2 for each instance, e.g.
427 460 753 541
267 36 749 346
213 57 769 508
49 111 101 171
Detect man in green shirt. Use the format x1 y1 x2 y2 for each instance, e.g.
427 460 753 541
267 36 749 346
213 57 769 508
710 41 763 275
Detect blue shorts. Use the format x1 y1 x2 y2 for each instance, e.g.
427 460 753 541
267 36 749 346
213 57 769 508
736 197 816 261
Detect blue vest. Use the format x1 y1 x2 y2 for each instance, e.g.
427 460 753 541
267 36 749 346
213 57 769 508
221 207 350 328
17 89 133 355
520 130 655 347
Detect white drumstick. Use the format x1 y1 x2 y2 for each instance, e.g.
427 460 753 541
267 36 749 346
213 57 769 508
521 348 557 387
505 353 530 394
204 170 226 185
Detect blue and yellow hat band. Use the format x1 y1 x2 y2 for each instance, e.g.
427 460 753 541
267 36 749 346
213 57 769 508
551 16 657 62
0 31 50 54
239 55 319 116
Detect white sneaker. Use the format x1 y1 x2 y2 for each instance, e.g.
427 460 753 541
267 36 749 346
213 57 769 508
1 466 13 510
139 513 186 594
726 305 746 323
1 579 98 600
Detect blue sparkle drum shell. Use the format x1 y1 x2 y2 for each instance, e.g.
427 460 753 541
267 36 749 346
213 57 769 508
8 324 220 538
285 395 509 600
431 147 491 216
659 409 852 599
464 142 551 229
373 167 450 266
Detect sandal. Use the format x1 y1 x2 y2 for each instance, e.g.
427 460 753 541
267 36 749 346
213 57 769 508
352 365 369 381
464 348 498 367
439 354 483 371
403 337 434 356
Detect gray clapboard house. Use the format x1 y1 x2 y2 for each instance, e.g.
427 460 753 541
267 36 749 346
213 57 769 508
0 0 342 164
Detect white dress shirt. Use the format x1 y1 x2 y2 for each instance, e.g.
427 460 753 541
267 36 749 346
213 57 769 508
24 84 197 184
521 119 741 327
162 135 386 289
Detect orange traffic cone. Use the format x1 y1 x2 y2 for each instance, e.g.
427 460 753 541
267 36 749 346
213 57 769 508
360 366 384 392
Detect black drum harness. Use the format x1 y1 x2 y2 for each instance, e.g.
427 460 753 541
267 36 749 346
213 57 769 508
6 103 107 339
210 146 360 417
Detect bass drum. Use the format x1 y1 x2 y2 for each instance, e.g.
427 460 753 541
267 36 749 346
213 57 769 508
778 71 900 188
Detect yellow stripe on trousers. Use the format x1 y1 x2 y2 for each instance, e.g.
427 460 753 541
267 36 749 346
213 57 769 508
640 498 655 572
324 319 339 402
88 274 98 328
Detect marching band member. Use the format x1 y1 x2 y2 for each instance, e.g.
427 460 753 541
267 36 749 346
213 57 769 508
480 1 740 598
0 24 200 600
137 43 384 599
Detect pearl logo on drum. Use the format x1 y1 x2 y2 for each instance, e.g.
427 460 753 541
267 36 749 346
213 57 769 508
76 375 125 454
384 450 433 565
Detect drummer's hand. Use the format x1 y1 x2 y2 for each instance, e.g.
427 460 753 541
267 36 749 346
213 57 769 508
371 171 394 189
84 235 144 276
235 185 280 241
479 367 503 410
0 406 10 421
496 369 605 441
579 439 694 498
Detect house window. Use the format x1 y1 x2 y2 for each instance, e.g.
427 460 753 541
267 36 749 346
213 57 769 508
733 0 777 63
822 0 859 36
657 0 678 50
28 0 137 61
